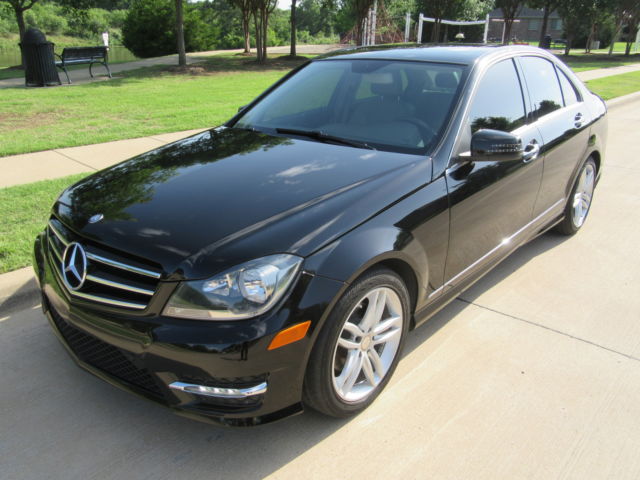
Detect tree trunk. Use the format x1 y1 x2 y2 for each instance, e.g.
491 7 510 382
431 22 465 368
564 35 572 55
262 7 268 61
609 20 623 55
289 0 297 57
15 7 26 41
538 3 550 47
14 6 26 68
254 14 262 62
503 19 513 45
585 23 594 53
174 0 187 66
242 11 251 53
626 41 632 56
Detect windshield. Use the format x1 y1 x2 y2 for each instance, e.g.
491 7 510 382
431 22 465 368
233 59 467 154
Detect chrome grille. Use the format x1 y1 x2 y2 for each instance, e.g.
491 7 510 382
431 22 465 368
47 217 162 310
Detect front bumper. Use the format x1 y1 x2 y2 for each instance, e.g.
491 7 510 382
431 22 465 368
33 232 344 426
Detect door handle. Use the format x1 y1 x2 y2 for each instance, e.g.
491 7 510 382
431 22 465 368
574 112 583 128
522 140 540 163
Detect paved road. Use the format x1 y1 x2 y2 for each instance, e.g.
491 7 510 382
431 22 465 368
1 99 639 480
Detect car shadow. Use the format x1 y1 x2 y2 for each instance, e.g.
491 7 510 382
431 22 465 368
0 231 569 479
402 230 569 358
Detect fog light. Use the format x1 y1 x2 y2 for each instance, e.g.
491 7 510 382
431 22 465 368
169 381 267 398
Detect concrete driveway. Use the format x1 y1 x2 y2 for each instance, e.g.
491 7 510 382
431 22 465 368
1 100 639 479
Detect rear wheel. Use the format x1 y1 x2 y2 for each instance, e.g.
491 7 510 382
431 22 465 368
555 158 596 236
303 268 410 418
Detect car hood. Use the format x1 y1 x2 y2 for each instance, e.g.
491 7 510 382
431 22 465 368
55 128 432 280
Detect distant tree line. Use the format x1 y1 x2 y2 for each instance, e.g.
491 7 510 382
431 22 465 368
1 0 639 66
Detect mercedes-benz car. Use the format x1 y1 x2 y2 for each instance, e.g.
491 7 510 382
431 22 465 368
33 45 607 426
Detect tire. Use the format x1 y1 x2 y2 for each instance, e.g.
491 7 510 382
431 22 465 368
303 267 410 418
555 158 597 236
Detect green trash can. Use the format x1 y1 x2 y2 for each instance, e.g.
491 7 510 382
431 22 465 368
19 28 61 87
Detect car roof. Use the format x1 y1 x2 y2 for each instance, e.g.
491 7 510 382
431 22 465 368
314 44 548 66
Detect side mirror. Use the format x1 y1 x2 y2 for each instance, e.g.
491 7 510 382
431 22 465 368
237 105 247 113
470 129 523 162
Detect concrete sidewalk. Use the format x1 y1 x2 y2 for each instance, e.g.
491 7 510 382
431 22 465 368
0 45 344 89
577 62 640 81
0 128 207 188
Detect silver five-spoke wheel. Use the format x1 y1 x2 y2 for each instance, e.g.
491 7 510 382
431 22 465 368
331 287 403 402
572 161 595 228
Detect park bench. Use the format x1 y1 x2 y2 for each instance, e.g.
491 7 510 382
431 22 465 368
55 46 112 84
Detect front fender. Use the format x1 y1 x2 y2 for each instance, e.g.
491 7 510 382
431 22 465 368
304 176 450 316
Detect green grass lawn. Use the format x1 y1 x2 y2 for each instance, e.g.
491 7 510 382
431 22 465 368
560 53 640 72
0 173 88 273
0 54 308 157
586 70 640 100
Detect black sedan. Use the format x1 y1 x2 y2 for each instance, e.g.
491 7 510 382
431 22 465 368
33 45 607 426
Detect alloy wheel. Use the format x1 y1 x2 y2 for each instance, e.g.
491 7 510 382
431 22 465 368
572 162 595 228
331 287 404 403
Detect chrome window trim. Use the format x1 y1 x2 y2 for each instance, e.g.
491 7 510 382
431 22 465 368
169 381 268 399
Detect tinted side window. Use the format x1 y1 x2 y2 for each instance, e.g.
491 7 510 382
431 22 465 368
468 59 526 134
519 57 564 118
557 68 580 106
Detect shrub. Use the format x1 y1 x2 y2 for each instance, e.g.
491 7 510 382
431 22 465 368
24 2 68 35
123 0 213 58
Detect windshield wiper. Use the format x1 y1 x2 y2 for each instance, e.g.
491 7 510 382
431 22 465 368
276 128 376 150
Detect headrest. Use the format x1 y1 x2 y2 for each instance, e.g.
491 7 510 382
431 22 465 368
435 72 458 89
365 72 402 97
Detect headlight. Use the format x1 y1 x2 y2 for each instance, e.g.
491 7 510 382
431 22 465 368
163 254 302 320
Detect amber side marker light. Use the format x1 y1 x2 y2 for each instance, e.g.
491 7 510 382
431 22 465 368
268 321 312 350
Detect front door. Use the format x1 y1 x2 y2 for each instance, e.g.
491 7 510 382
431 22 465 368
443 58 544 293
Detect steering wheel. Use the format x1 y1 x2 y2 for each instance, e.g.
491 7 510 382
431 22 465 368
396 117 438 144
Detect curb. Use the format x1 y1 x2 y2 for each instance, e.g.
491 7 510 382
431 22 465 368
605 90 640 109
1 90 639 315
0 266 39 316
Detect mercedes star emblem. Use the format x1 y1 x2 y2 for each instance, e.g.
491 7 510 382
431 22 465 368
62 242 87 291
88 213 104 224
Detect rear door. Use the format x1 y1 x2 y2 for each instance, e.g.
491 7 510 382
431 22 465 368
517 56 592 217
442 57 544 293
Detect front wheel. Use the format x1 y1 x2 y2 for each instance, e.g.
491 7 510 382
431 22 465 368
303 268 410 418
555 158 597 236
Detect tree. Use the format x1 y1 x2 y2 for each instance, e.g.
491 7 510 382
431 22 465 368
290 0 297 56
122 0 211 58
495 0 522 44
250 0 277 62
526 0 559 46
174 0 186 66
2 0 39 42
557 0 590 55
417 0 462 42
623 0 640 55
229 0 252 53
343 0 374 45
